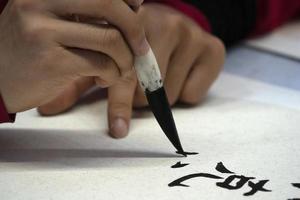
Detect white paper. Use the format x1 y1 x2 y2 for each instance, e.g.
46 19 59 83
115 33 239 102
246 21 300 60
0 73 300 200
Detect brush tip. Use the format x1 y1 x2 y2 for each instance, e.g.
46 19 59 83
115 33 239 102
176 151 187 157
176 151 199 157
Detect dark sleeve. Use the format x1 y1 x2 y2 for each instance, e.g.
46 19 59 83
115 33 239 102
152 0 300 47
253 0 300 36
182 0 257 47
0 0 8 13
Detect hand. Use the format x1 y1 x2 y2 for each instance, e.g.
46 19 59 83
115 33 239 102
39 3 225 138
0 0 148 113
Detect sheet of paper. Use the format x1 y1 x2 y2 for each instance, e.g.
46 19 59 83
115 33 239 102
0 73 300 200
246 21 300 60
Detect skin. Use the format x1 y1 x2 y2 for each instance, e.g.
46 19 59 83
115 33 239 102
0 0 149 113
39 3 225 138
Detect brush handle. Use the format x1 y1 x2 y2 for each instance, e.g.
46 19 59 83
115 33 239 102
134 48 163 92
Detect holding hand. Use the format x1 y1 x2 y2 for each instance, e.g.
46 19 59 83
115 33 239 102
39 3 225 138
0 0 148 113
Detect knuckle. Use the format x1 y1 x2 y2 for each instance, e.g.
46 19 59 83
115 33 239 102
189 29 203 47
210 36 226 58
110 102 131 112
22 19 52 42
207 36 226 73
101 29 134 74
167 15 183 31
121 70 137 85
181 24 203 48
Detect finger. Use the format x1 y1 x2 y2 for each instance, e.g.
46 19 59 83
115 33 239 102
38 77 94 115
61 48 121 85
163 43 199 106
52 19 134 77
107 70 137 138
180 37 225 105
48 0 149 56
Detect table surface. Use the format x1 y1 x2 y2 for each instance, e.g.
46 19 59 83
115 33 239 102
0 45 299 200
225 45 300 91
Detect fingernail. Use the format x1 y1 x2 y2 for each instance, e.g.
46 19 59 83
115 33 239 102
110 118 128 138
138 38 150 56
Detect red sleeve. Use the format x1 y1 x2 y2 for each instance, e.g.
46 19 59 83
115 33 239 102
252 0 300 36
0 0 15 123
0 0 7 13
0 94 16 123
147 0 300 40
145 0 211 33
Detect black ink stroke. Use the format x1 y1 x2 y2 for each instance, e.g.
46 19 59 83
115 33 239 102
292 183 300 189
168 173 223 187
176 151 199 157
217 175 271 196
288 184 300 200
171 162 189 168
215 162 234 174
244 180 272 196
217 175 255 190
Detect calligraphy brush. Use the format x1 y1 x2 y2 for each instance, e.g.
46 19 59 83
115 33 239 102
134 48 186 156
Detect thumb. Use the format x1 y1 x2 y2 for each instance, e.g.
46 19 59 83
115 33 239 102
107 71 137 138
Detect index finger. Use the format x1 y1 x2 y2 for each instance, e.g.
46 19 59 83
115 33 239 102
47 0 149 56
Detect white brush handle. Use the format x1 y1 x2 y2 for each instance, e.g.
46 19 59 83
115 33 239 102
134 48 163 92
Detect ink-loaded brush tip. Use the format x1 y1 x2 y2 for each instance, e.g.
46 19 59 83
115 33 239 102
145 87 185 155
176 151 187 157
